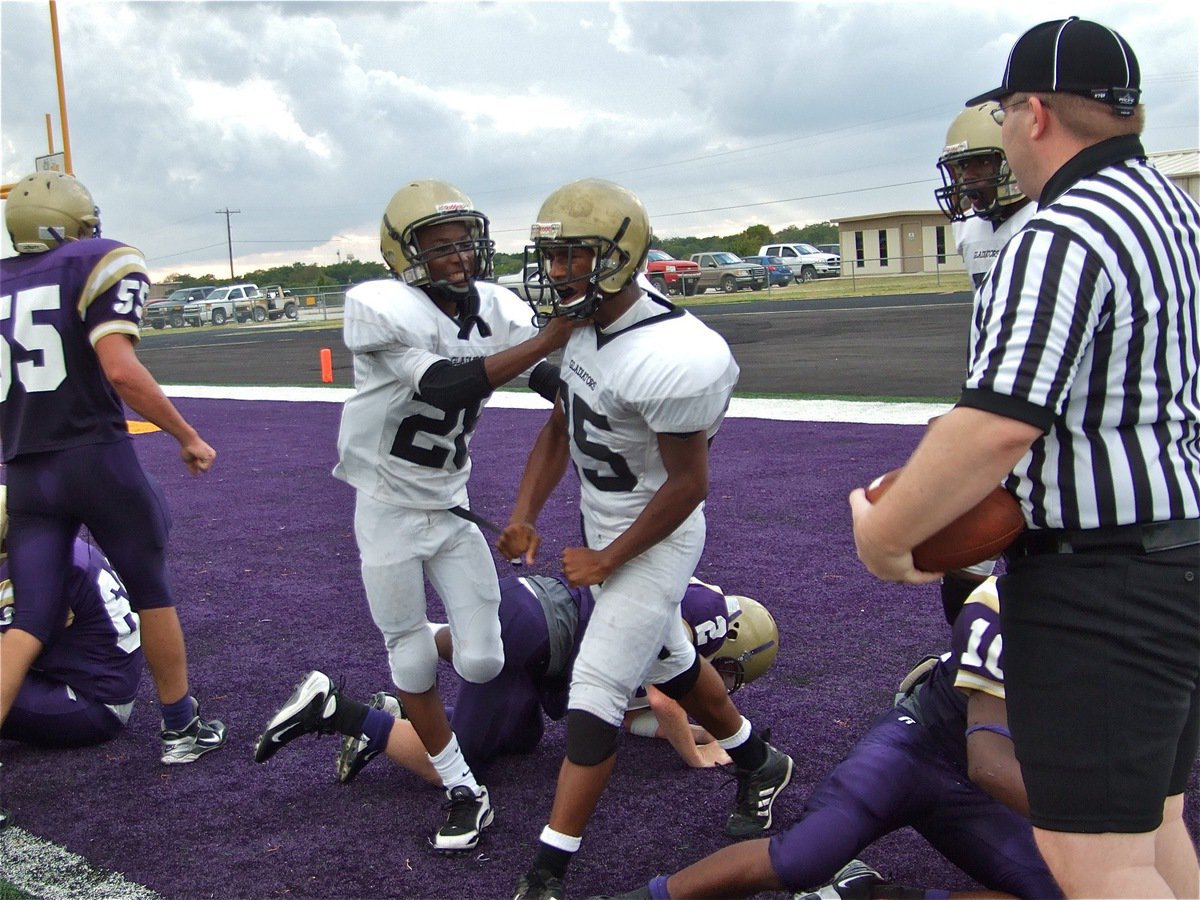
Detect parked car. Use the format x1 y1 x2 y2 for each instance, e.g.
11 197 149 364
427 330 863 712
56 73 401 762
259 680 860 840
688 252 767 293
644 249 702 296
814 243 841 257
495 263 542 303
757 242 841 281
143 286 214 329
743 255 793 288
183 283 261 326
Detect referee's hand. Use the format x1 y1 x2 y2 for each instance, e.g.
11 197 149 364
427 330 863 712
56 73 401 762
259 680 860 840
849 487 942 585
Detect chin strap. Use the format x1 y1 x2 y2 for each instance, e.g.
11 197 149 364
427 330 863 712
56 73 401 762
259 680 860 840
429 282 492 339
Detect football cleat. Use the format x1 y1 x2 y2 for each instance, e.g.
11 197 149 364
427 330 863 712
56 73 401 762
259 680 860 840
336 691 402 784
160 703 227 765
431 784 494 852
793 859 883 900
725 742 794 838
254 670 338 764
512 867 566 900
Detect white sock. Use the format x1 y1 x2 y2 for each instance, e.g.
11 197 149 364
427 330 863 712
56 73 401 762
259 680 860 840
539 826 582 853
716 715 753 750
429 734 480 794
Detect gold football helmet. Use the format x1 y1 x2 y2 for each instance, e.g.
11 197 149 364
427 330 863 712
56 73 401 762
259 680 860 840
711 596 779 693
379 180 494 289
935 104 1025 222
5 172 100 253
526 178 651 319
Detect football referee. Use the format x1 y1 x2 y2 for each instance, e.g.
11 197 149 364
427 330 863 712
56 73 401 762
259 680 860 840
850 17 1199 899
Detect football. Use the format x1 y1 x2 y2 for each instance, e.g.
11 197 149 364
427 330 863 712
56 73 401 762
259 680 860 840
865 468 1025 572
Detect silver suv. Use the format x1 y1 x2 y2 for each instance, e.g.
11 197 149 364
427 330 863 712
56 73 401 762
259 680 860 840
757 243 841 281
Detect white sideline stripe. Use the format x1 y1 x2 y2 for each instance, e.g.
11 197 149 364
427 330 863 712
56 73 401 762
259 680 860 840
160 384 951 426
1 826 163 899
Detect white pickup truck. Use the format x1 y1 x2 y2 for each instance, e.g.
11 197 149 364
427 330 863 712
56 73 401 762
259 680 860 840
757 242 841 281
495 264 541 303
182 283 261 326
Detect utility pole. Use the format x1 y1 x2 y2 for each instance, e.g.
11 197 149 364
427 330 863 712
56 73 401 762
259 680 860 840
216 208 240 279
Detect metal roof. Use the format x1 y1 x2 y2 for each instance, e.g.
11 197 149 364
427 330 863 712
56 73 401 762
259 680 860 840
1148 148 1199 177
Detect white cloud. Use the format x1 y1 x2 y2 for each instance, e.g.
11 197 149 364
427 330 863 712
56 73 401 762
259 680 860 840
184 78 334 159
1 1 1195 281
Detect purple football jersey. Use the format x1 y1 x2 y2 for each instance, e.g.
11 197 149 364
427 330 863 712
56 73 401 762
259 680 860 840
0 239 148 461
767 586 1057 897
911 591 1004 767
449 576 735 766
680 580 738 659
0 538 143 705
450 574 591 765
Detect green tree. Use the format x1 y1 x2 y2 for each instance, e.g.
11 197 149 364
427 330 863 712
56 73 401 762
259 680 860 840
774 221 838 244
157 217 843 291
732 223 773 257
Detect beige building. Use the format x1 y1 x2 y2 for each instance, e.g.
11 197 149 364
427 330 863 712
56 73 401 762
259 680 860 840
831 210 962 277
831 148 1198 278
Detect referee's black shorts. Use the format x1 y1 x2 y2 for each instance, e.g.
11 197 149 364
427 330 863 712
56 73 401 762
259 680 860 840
1000 542 1199 834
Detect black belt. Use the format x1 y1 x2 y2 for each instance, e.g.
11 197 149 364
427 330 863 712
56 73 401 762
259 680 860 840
1007 519 1200 558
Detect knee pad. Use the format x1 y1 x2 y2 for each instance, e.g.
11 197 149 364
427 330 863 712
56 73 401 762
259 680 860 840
383 629 439 694
452 643 504 684
565 710 620 766
654 652 701 700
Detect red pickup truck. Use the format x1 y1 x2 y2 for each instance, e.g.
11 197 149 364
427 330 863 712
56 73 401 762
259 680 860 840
644 249 701 296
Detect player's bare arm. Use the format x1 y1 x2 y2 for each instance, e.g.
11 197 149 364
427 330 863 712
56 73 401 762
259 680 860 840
481 313 581 390
94 333 216 475
642 684 731 768
499 400 572 564
561 430 709 587
850 406 1036 583
965 689 1028 817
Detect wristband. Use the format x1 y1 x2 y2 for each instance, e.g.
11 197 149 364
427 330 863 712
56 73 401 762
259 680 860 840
965 722 1012 740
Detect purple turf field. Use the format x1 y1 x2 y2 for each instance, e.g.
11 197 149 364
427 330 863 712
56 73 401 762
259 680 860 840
2 397 1197 899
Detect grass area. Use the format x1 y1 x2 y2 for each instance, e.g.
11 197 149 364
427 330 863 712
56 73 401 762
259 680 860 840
679 270 972 308
0 880 35 900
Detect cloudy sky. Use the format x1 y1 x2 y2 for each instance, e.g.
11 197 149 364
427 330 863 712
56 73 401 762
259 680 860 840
2 1 1196 283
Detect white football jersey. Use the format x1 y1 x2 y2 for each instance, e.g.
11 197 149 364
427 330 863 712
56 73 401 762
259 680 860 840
334 278 539 508
559 289 740 535
953 202 1036 289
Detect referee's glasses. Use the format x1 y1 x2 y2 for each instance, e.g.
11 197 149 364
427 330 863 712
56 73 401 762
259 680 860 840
991 99 1031 125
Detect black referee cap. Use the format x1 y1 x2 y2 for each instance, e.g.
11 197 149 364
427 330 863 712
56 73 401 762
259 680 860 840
966 17 1141 116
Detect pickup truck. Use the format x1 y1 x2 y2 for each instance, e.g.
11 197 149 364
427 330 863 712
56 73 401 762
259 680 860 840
644 249 701 296
143 286 214 329
757 242 841 281
495 264 542 303
689 252 767 294
182 283 261 326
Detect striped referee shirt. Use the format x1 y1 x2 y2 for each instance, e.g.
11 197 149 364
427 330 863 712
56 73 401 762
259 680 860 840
959 135 1200 530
